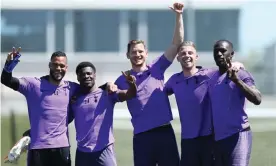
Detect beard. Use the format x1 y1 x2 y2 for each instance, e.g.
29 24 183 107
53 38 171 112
82 81 95 89
49 69 65 82
80 80 96 93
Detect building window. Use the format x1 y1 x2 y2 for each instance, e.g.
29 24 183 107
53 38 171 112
147 10 188 52
195 9 240 52
128 10 138 41
74 10 120 52
55 10 65 51
1 10 47 52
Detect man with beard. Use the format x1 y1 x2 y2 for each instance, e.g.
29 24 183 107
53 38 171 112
164 41 245 166
113 2 184 166
70 62 137 166
208 40 262 166
1 48 78 166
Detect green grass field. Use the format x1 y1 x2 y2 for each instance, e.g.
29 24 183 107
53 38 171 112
1 115 276 166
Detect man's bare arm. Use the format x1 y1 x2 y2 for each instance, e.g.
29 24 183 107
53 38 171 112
164 3 184 62
118 81 137 102
117 71 137 102
235 80 262 105
227 68 262 105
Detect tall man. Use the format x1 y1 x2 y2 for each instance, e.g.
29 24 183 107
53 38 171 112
1 48 78 166
70 62 137 166
208 40 262 166
114 2 184 166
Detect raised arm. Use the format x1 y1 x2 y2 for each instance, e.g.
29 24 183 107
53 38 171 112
117 71 137 102
1 47 21 91
164 2 184 62
1 68 20 90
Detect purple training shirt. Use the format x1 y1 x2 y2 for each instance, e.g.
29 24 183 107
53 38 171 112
18 76 79 149
165 67 214 139
115 54 173 134
71 88 120 152
208 69 255 140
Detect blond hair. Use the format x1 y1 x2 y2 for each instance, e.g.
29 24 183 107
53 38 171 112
178 41 196 51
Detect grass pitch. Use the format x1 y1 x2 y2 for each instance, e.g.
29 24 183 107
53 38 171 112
1 116 276 166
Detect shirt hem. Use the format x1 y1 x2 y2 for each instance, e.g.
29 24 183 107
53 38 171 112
215 131 241 141
30 145 70 149
77 142 114 153
181 133 213 139
133 120 172 135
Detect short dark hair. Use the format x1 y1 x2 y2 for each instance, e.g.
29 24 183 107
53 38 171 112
214 39 233 49
127 40 146 53
51 51 67 61
75 61 96 74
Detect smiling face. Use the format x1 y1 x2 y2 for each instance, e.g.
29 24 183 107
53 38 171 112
177 42 198 70
49 56 67 82
127 40 148 68
77 66 96 89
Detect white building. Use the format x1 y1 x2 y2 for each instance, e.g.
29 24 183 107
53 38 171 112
1 0 275 114
1 0 244 63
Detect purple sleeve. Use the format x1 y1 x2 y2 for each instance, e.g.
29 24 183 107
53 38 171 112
68 81 80 97
150 54 172 74
18 77 32 96
114 76 120 86
239 70 255 86
205 68 218 78
164 75 174 95
114 75 125 90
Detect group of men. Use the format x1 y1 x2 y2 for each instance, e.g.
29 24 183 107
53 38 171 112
1 2 262 166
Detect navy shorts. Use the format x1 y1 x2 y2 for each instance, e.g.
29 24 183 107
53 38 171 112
27 147 71 166
181 135 214 166
75 144 117 166
133 124 180 166
214 129 252 166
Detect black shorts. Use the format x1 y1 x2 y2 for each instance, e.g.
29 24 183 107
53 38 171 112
133 124 180 166
27 147 71 166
